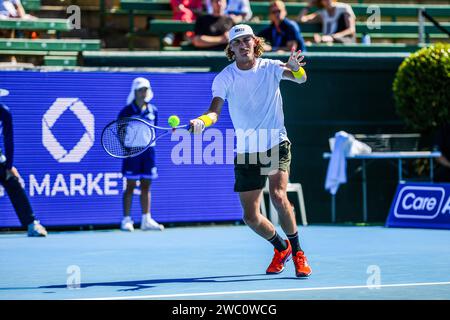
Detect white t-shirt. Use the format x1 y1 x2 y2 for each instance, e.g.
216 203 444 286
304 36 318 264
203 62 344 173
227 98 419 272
212 58 290 154
319 3 355 35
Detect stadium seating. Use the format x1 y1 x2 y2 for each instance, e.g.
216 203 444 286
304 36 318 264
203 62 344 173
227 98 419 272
146 19 449 34
0 38 101 51
119 1 449 49
0 37 99 67
120 0 450 20
21 0 42 11
0 2 102 66
121 0 172 15
120 1 450 23
0 18 71 31
145 19 449 44
251 2 450 21
3 0 449 65
43 54 78 66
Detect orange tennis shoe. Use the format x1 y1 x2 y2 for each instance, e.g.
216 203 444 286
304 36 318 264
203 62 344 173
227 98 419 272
293 251 312 277
266 240 292 274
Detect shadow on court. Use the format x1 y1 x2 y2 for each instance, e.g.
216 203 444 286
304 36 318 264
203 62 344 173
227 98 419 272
34 274 305 292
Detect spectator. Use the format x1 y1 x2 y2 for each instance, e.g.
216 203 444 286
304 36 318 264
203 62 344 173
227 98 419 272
163 0 203 46
0 0 36 20
297 0 356 44
118 78 164 232
258 0 306 52
0 0 38 62
0 88 48 237
433 123 450 182
226 0 253 23
205 0 253 23
192 0 234 50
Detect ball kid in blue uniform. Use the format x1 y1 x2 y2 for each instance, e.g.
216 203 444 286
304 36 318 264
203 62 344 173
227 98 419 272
118 78 164 231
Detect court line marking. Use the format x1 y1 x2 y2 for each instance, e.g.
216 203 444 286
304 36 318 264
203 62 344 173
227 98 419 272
75 281 450 300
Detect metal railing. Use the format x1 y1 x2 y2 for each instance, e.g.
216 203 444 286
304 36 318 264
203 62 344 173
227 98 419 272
418 8 450 44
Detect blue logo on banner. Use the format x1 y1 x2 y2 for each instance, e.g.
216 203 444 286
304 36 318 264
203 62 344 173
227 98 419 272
386 183 450 229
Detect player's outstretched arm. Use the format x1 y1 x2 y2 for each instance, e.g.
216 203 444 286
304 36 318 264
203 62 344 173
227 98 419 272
190 97 225 134
282 48 307 84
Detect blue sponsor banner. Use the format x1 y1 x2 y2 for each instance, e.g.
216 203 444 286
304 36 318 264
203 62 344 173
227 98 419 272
386 182 450 229
0 71 242 227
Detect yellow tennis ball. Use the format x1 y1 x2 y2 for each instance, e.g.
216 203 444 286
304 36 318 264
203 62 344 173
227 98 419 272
168 115 180 128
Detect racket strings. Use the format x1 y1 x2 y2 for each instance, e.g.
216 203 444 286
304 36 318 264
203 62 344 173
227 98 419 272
102 118 155 158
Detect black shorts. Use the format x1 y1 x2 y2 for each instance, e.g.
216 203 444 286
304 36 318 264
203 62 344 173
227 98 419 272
233 140 292 192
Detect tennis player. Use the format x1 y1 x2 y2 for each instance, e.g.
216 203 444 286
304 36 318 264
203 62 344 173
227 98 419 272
190 24 312 277
118 77 164 232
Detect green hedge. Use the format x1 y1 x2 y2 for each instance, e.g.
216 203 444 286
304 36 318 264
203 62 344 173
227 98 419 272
393 43 450 133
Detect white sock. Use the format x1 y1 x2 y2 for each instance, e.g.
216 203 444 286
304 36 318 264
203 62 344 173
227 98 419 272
142 213 151 219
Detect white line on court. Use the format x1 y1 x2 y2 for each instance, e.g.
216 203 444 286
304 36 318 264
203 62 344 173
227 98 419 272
74 281 450 300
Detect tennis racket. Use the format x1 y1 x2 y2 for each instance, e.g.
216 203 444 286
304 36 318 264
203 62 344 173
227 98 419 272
101 117 190 158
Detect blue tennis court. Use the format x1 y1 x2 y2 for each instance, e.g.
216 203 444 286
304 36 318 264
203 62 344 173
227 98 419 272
1 225 449 300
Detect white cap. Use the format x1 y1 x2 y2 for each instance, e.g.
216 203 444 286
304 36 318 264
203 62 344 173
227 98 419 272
0 89 9 97
229 24 255 42
126 77 154 105
133 77 150 90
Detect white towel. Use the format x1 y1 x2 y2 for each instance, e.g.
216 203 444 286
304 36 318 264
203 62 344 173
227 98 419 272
348 138 372 156
325 131 352 195
325 131 372 195
328 135 372 156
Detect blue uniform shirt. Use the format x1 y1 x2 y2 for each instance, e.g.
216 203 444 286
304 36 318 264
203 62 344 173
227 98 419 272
118 101 159 180
0 104 14 169
118 101 158 147
118 101 158 126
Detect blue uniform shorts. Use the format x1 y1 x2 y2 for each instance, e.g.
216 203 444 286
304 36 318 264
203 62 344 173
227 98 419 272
121 147 158 180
